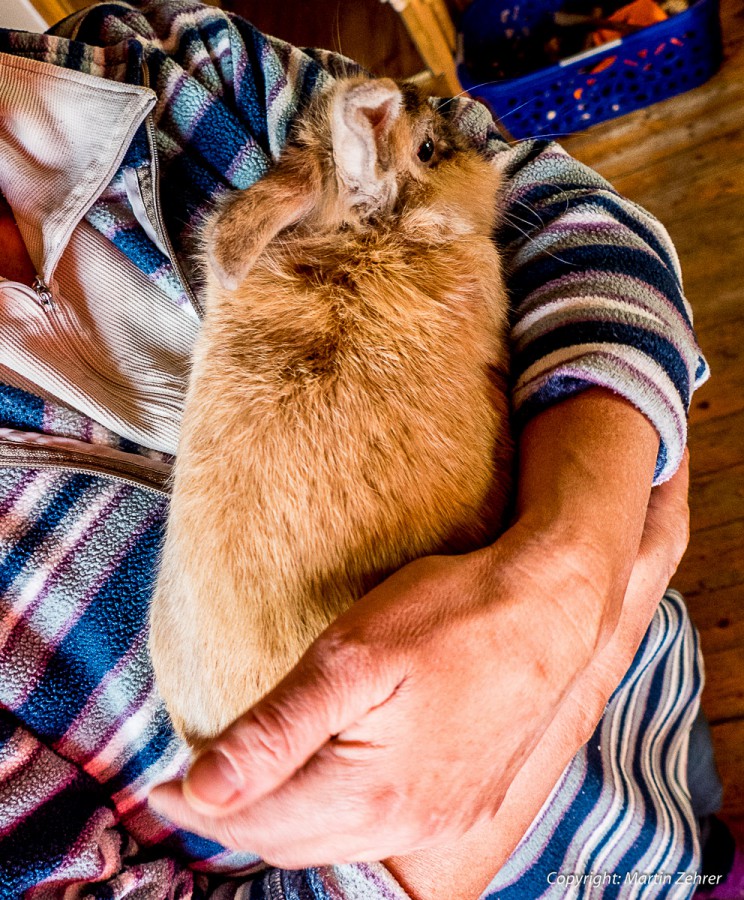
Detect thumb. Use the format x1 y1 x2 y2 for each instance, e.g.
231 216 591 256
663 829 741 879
167 632 401 817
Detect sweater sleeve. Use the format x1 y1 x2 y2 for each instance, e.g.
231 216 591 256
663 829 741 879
444 97 708 484
492 135 708 484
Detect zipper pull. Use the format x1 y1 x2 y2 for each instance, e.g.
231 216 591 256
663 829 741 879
32 276 55 309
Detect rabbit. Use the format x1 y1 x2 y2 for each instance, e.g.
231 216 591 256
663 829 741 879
149 76 514 751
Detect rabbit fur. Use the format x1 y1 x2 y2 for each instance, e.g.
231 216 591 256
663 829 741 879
149 77 513 750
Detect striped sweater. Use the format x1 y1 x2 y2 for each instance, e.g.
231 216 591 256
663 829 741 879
0 0 708 480
0 1 707 897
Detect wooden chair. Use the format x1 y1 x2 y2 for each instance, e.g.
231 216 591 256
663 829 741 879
381 0 462 94
24 0 462 95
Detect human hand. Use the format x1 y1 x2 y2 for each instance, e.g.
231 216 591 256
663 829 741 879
385 449 690 900
148 389 660 869
148 520 609 866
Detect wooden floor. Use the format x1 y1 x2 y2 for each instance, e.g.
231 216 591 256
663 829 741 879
561 0 744 820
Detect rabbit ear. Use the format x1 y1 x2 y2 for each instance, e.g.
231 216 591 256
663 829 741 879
332 79 402 204
206 159 319 291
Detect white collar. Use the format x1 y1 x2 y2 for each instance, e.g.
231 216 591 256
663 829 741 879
0 55 197 454
0 51 155 287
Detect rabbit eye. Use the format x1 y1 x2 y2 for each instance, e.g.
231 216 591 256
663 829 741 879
417 138 435 163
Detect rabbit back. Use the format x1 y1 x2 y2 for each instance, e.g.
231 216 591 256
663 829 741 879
150 219 511 748
151 75 514 747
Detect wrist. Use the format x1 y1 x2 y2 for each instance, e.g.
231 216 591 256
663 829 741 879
513 388 659 640
513 509 629 632
470 524 605 686
507 521 610 667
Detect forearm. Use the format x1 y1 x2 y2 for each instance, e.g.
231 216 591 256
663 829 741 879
386 389 660 900
514 386 659 644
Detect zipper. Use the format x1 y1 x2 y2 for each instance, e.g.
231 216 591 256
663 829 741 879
1 275 56 312
0 277 53 311
31 276 55 309
267 868 286 900
140 61 204 318
0 430 171 497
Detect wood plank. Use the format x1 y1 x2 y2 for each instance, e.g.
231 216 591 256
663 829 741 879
692 580 744 727
396 0 461 94
671 211 744 278
682 320 744 425
608 125 744 225
689 462 744 534
688 409 744 478
710 719 744 817
674 517 744 599
686 581 744 656
684 277 744 327
685 275 744 336
699 644 744 724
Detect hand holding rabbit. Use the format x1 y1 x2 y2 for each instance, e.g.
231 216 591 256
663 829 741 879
150 390 662 882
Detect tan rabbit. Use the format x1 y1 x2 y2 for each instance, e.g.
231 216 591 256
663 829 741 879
149 77 513 750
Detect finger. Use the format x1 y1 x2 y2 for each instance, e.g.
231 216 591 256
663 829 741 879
177 630 405 817
641 446 690 556
149 750 382 864
149 779 272 855
150 741 422 867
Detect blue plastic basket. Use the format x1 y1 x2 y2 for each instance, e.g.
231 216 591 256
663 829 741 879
458 0 722 140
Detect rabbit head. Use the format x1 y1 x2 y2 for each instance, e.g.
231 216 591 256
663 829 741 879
206 77 501 291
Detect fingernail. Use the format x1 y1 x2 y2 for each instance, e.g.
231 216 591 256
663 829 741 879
185 748 242 806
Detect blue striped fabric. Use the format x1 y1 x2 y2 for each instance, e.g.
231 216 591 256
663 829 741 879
0 466 265 897
0 1 708 897
0 461 703 898
485 591 701 899
0 0 707 481
0 387 44 434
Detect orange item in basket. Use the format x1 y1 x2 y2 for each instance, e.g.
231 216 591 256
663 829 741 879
591 0 668 46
